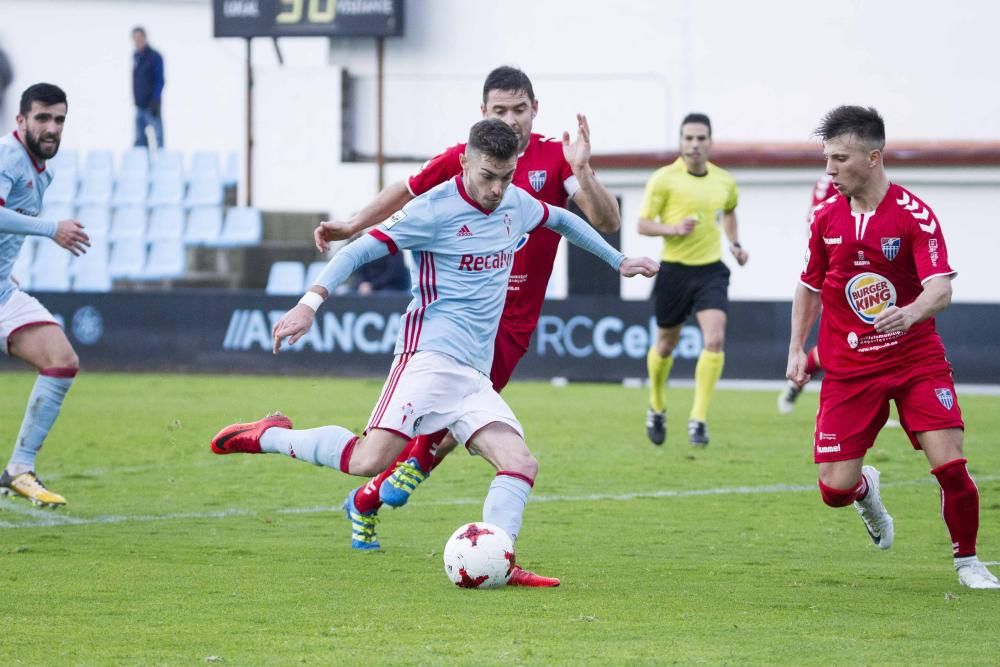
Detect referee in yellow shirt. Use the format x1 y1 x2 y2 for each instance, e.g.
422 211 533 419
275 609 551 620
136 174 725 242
638 113 749 447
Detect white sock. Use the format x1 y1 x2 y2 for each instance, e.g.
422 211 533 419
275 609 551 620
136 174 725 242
260 425 355 470
483 473 532 542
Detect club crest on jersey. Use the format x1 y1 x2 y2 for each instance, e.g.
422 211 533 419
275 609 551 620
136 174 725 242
528 170 547 192
382 210 407 230
935 388 955 410
881 237 900 261
503 213 512 237
845 272 897 324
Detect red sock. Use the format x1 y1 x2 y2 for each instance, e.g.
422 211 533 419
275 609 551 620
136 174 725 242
804 346 822 376
931 458 979 558
818 476 867 507
353 429 449 514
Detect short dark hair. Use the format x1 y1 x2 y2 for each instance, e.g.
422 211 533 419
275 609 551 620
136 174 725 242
133 26 146 36
681 113 712 136
482 66 535 104
19 83 67 115
815 106 885 150
467 118 519 161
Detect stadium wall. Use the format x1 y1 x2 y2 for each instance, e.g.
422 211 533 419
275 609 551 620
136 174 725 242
2 1 998 303
0 292 997 383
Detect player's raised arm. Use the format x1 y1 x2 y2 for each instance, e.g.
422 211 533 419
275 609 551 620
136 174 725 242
563 113 621 233
314 180 414 251
544 204 657 277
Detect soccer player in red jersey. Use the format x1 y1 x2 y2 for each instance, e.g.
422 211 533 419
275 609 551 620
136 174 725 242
314 67 620 573
787 105 998 589
777 174 836 414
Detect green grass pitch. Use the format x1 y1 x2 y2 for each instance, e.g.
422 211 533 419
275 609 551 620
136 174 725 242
2 372 998 665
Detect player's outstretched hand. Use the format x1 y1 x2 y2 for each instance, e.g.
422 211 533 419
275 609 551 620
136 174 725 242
272 304 316 354
314 219 355 251
54 219 90 256
619 256 659 278
785 349 810 387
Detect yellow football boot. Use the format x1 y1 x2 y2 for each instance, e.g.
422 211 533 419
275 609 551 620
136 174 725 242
0 470 66 507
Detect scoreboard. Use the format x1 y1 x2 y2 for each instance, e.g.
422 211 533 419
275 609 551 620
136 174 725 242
213 0 404 38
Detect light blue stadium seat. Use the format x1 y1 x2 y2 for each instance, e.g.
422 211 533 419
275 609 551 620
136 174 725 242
148 172 185 207
71 240 112 292
184 206 223 245
41 203 75 224
190 151 221 179
148 206 185 241
77 168 113 205
184 173 223 208
119 147 150 180
48 148 79 174
223 151 239 186
266 261 306 295
304 260 328 289
76 205 112 239
110 205 147 240
31 239 73 291
113 175 148 207
45 166 78 205
142 239 186 280
109 239 147 278
84 150 114 175
216 206 262 247
151 150 184 179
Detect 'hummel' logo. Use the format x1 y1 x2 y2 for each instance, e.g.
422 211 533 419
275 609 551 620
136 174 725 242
457 225 473 238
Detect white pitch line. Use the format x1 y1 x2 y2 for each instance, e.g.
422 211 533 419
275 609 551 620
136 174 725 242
4 475 997 530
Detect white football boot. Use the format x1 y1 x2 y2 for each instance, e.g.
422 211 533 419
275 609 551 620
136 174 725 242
854 466 894 550
955 556 1000 589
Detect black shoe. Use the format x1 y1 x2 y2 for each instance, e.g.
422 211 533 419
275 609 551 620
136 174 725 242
646 409 666 445
688 420 709 447
777 382 802 415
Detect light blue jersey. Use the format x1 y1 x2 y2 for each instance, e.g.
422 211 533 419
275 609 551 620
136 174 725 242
0 132 57 305
313 176 624 376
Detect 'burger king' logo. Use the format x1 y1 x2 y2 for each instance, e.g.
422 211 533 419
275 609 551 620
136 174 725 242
845 272 896 324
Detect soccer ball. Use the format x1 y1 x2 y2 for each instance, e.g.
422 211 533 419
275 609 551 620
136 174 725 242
443 522 515 589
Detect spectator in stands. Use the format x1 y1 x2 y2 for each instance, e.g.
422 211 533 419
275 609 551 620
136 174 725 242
350 250 410 295
0 44 12 121
132 26 165 148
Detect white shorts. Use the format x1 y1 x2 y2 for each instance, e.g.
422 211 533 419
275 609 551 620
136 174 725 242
0 289 60 355
366 350 523 444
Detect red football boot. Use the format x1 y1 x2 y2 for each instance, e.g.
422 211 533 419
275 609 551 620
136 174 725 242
211 412 292 454
508 565 560 587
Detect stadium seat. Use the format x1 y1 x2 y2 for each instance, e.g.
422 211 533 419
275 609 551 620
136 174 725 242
190 151 221 179
108 239 147 278
71 240 111 292
12 237 37 290
112 175 149 207
110 205 147 240
119 147 150 180
47 148 79 174
148 172 185 207
147 206 186 240
184 206 223 245
31 239 73 291
44 166 78 205
76 205 112 239
76 168 114 206
216 206 262 247
142 239 186 280
305 260 328 288
151 150 184 179
84 150 114 175
265 261 305 295
223 151 240 186
41 203 75 224
184 173 223 208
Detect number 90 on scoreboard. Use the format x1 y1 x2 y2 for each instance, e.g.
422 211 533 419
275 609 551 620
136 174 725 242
213 0 404 38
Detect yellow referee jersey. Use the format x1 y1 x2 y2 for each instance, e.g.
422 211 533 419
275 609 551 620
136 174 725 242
638 158 739 265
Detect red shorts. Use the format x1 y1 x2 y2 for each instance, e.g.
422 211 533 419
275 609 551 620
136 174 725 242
814 360 964 463
489 325 531 392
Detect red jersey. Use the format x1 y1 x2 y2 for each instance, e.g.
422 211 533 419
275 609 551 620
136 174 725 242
408 133 576 338
800 183 956 378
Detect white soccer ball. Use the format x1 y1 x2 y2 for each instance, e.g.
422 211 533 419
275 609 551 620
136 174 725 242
443 522 515 589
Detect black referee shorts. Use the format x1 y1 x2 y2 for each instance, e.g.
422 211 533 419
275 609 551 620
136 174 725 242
652 261 731 329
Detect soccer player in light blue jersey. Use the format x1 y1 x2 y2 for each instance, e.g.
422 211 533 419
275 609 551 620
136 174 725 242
0 83 90 508
211 118 658 586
